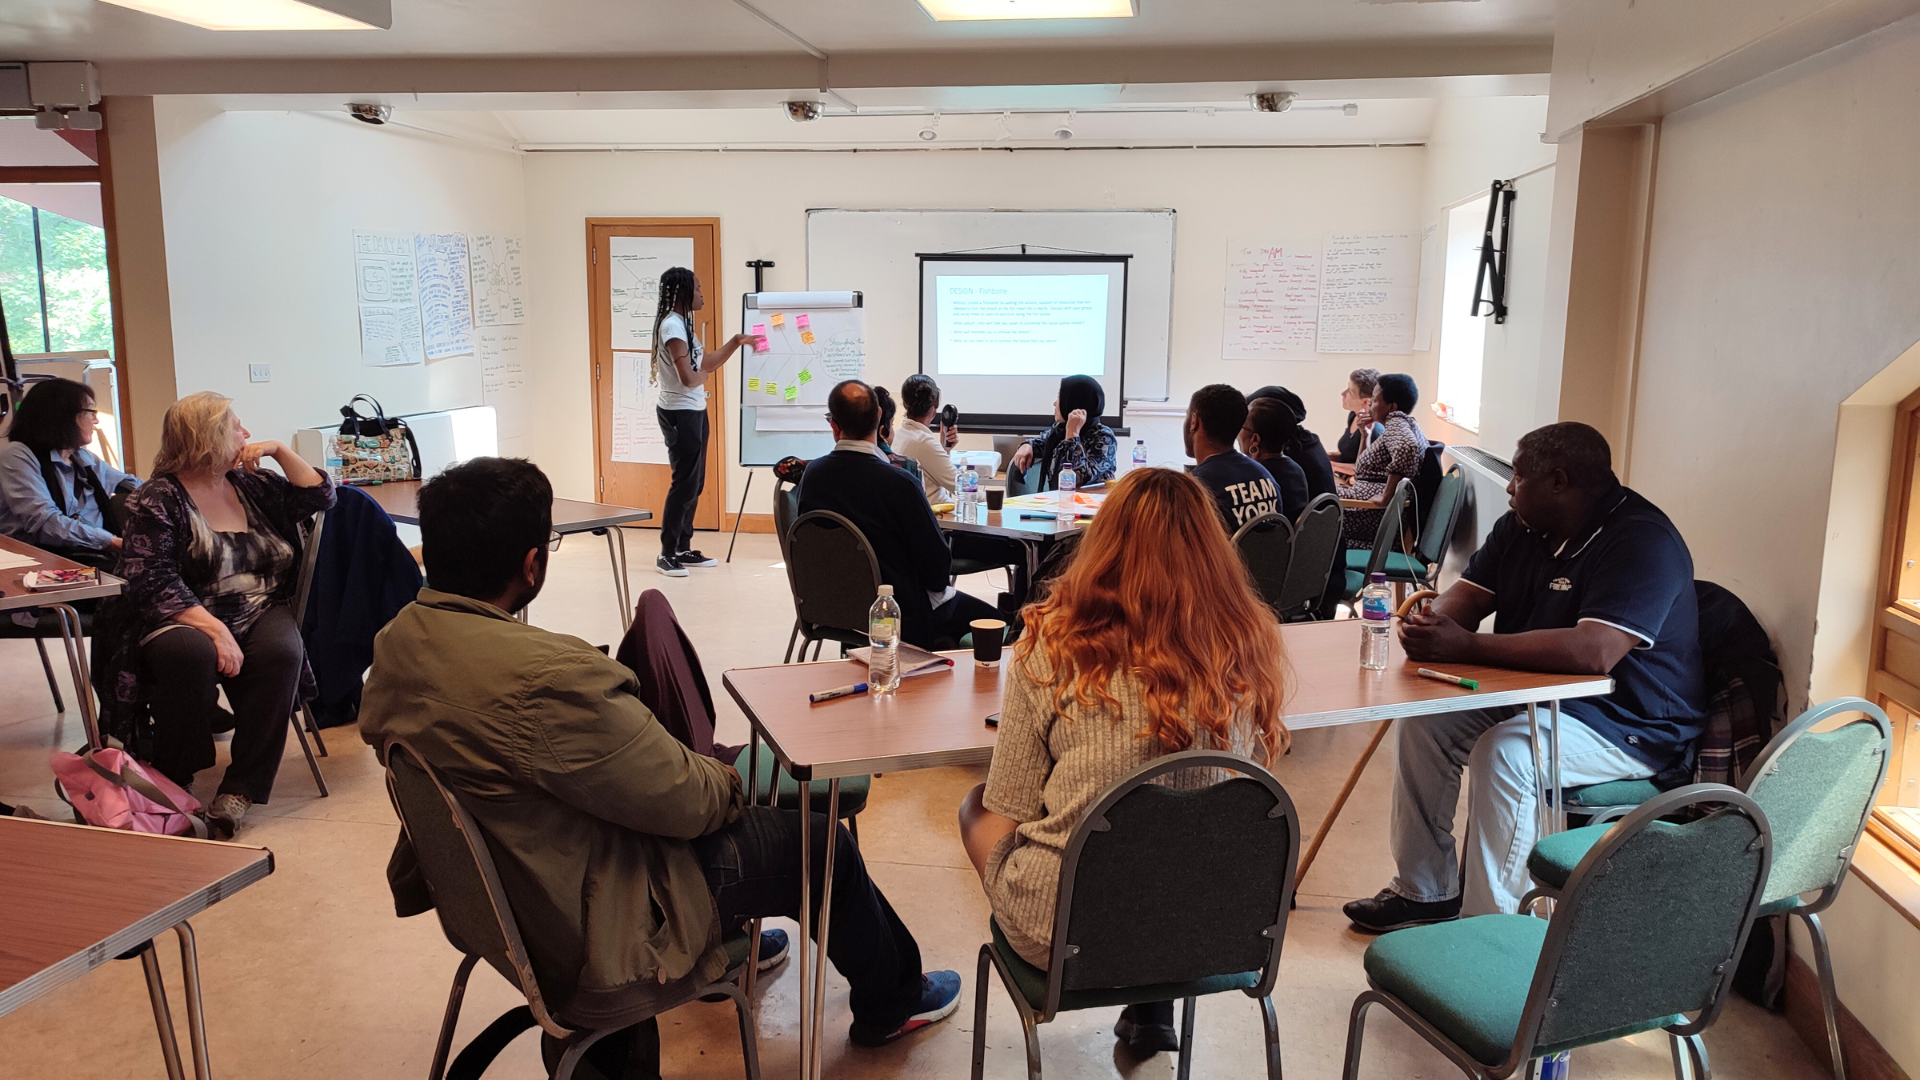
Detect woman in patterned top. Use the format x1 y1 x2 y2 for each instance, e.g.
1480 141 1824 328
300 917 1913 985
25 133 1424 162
92 392 334 837
1337 372 1428 549
957 467 1289 1059
1008 374 1117 489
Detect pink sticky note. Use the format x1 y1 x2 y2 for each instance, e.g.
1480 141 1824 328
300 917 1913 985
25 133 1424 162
754 336 769 352
750 323 767 336
795 313 811 330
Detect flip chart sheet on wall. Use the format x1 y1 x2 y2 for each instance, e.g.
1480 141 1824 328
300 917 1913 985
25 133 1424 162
478 325 528 441
415 233 475 360
605 236 694 464
470 234 526 327
1221 239 1321 359
355 230 426 367
1220 233 1421 358
1317 233 1418 354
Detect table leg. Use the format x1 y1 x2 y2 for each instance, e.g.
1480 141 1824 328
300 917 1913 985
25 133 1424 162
796 775 813 1080
1526 704 1548 840
52 602 100 750
810 780 842 1080
1549 700 1564 835
606 527 633 631
1296 718 1394 886
727 471 755 564
743 737 763 1001
139 941 189 1080
175 922 212 1080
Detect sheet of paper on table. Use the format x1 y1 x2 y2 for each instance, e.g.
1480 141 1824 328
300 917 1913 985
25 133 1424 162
1002 491 1105 513
0 549 41 570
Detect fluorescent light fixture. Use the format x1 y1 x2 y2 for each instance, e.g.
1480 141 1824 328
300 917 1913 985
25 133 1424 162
96 0 390 31
915 0 1135 22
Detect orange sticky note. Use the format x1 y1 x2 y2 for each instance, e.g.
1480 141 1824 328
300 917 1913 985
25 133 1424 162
770 312 785 327
800 330 815 345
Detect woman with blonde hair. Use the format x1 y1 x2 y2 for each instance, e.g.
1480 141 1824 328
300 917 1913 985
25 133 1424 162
957 466 1289 1059
92 391 334 837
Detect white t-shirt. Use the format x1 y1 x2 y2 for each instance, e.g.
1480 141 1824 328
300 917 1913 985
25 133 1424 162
655 312 705 412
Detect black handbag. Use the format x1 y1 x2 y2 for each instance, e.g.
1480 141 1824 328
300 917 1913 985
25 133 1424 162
329 395 421 485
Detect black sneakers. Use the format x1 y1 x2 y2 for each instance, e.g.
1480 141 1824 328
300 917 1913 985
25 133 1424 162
1113 1001 1181 1057
1342 887 1462 934
676 549 719 568
655 554 688 578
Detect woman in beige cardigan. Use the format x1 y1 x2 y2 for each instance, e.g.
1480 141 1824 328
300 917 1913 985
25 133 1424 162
958 466 1291 1060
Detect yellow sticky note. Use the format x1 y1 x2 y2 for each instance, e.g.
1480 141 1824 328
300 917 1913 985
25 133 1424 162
797 368 813 386
766 382 778 396
800 330 815 345
770 312 785 327
747 377 761 391
784 385 799 402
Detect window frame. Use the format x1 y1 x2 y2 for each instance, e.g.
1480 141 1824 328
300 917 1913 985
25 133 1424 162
1866 384 1920 872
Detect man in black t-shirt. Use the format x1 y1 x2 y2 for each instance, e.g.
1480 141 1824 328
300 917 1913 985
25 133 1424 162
1183 384 1279 533
1343 422 1707 933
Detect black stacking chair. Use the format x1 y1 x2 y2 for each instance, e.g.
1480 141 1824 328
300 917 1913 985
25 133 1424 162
781 510 881 663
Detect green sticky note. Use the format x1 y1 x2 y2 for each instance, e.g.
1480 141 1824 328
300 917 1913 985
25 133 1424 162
797 368 813 386
784 385 799 402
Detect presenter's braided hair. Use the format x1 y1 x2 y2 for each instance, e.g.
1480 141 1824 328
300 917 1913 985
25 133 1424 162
650 267 698 386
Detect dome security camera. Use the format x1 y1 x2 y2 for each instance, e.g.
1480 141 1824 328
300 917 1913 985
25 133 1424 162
918 114 940 141
1250 92 1297 113
784 100 824 122
1053 112 1075 141
349 103 392 125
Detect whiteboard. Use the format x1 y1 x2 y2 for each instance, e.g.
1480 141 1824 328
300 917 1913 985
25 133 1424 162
738 291 865 467
808 209 1175 403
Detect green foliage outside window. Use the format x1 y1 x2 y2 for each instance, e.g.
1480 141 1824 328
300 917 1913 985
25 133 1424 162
0 194 113 359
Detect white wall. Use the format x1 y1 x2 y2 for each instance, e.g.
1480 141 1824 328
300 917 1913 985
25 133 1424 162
153 99 529 454
521 146 1426 509
1627 14 1920 1070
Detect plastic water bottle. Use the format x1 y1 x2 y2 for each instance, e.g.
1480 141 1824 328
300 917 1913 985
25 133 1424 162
1056 467 1077 518
1132 439 1147 467
867 585 902 694
1539 1051 1572 1080
1359 572 1392 671
961 465 979 513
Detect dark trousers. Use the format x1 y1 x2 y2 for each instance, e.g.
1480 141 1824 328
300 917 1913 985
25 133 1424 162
692 806 925 1030
141 605 303 803
927 590 1003 649
656 407 709 557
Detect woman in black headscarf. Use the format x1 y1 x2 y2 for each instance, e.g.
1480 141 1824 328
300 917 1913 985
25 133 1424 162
1248 385 1337 499
1009 375 1118 488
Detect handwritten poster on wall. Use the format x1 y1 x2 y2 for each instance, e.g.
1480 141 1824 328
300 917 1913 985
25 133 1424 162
1221 240 1321 359
608 236 695 351
611 349 670 465
1317 233 1419 355
415 233 475 360
478 325 528 441
470 234 526 327
354 231 425 367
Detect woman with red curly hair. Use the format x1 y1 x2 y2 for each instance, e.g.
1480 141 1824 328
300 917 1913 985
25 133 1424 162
957 466 1290 1059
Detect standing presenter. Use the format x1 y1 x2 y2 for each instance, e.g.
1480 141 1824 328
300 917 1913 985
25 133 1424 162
652 266 752 577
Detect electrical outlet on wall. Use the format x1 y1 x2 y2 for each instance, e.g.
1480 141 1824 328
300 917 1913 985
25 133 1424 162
249 364 271 383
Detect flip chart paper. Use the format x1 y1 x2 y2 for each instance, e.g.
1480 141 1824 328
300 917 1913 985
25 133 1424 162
469 234 526 326
355 231 425 367
415 233 475 360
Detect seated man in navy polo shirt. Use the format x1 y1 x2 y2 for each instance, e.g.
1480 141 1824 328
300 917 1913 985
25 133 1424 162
1343 422 1706 932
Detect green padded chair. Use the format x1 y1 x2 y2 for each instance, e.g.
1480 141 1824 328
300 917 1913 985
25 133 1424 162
1523 697 1892 1080
1231 511 1295 618
1343 784 1771 1080
1345 464 1465 590
383 740 761 1080
1341 478 1413 600
733 740 869 833
970 750 1299 1080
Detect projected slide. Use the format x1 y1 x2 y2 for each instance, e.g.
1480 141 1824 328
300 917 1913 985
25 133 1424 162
933 274 1109 376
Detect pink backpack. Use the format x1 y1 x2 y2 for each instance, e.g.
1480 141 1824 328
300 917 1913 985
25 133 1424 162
51 747 206 838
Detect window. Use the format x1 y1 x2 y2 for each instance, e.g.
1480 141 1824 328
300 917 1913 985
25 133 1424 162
0 192 114 359
1866 387 1920 871
1432 196 1489 433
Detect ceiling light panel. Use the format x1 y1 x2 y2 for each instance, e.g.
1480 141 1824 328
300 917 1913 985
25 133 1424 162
97 0 389 31
915 0 1135 22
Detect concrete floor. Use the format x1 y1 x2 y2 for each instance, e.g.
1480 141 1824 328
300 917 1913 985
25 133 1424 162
0 529 1832 1079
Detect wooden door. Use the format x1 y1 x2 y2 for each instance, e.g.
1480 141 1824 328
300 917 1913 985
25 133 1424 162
586 218 725 528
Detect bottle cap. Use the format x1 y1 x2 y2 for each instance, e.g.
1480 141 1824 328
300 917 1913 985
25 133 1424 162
877 584 894 597
1370 572 1387 583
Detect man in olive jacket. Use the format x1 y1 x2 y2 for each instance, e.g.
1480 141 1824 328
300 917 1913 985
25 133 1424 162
360 457 960 1045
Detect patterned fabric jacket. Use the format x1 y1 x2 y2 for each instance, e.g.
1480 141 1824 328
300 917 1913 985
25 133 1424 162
1024 421 1118 488
91 470 335 755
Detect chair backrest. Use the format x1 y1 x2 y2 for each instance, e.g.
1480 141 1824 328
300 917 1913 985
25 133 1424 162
785 510 883 638
291 509 327 626
1004 460 1046 497
1277 493 1342 620
1515 785 1770 1066
1231 512 1295 616
1410 440 1445 531
382 739 571 1039
1362 479 1413 579
1043 751 1299 1020
1739 696 1892 908
1415 465 1466 570
772 480 800 565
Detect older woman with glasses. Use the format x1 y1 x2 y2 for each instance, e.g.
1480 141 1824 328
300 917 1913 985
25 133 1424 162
0 377 138 566
92 391 334 837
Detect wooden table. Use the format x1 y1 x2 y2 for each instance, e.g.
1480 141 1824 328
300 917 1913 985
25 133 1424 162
0 817 273 1079
936 492 1091 604
355 480 653 629
724 654 1001 1080
0 534 126 748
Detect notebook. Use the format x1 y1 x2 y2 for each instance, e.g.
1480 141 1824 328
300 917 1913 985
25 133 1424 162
847 643 955 679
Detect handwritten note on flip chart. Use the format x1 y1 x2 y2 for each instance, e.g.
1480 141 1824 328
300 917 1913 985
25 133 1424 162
415 233 475 360
607 236 695 351
1317 233 1418 355
478 325 528 441
1221 240 1321 359
355 231 425 367
469 234 526 327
